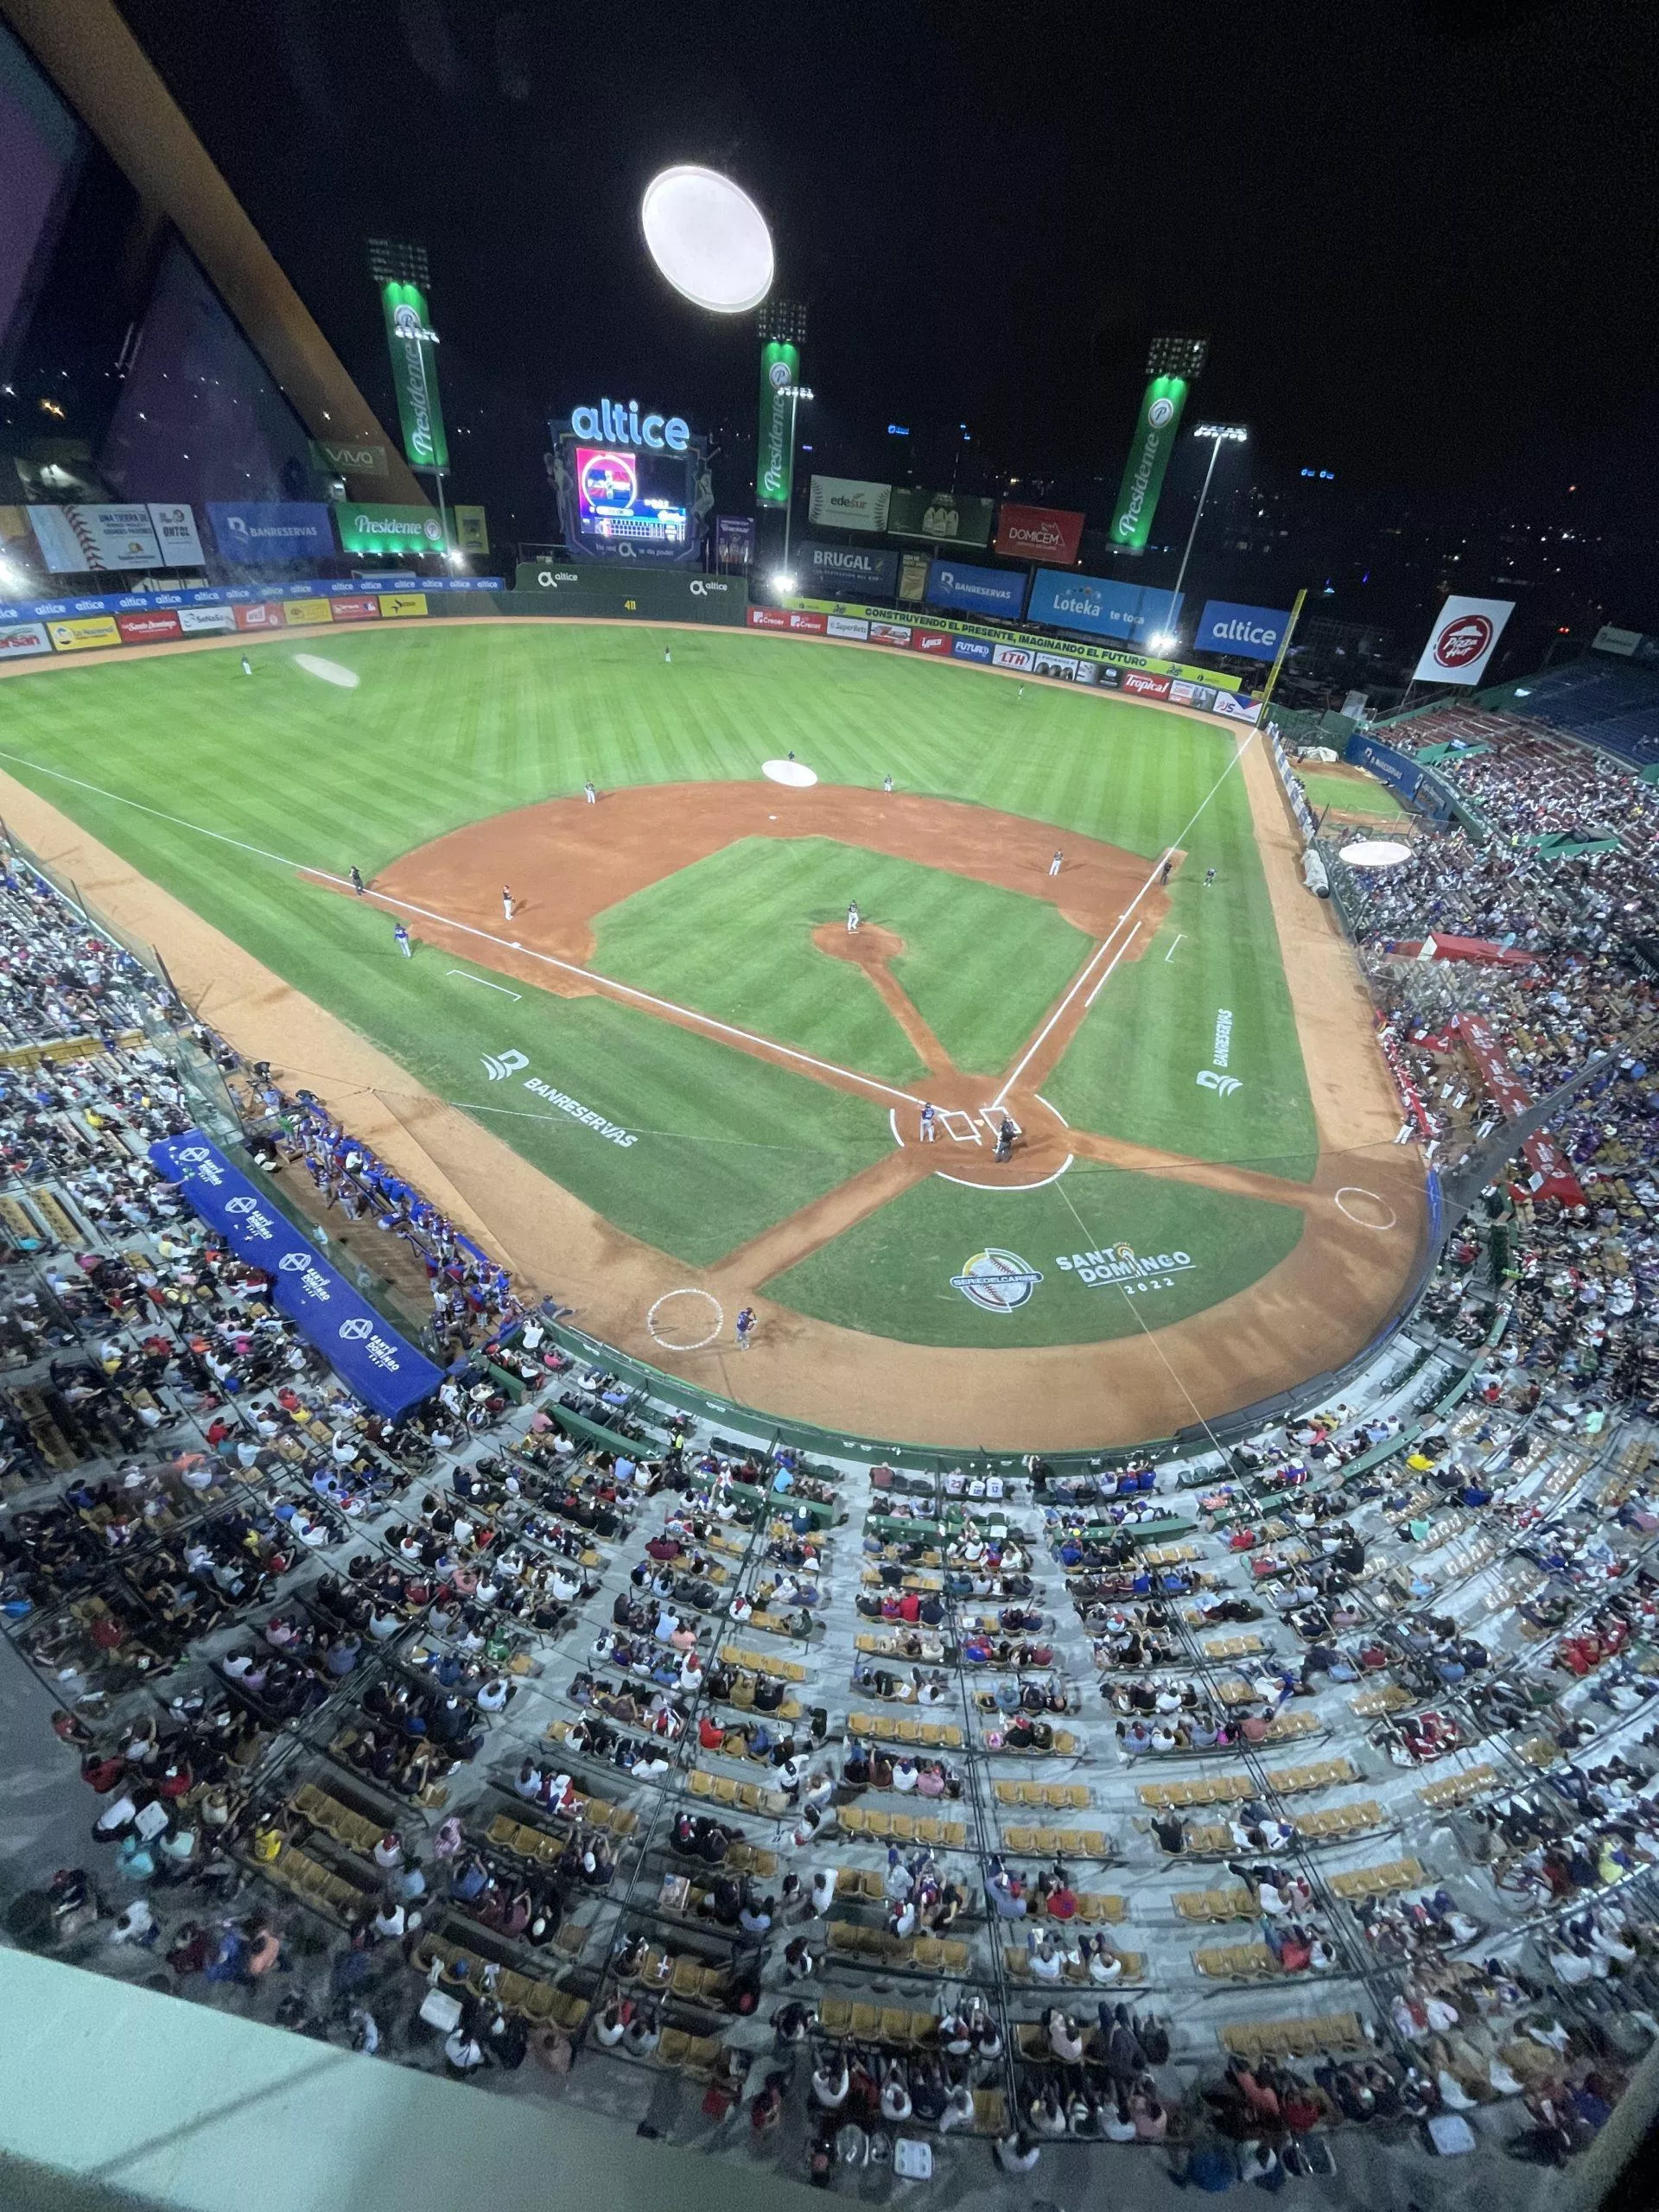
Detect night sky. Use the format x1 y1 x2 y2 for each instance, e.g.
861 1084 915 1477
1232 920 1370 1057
117 0 1657 539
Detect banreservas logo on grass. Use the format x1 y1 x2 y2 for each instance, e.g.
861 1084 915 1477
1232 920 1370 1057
950 1249 1043 1313
478 1052 638 1146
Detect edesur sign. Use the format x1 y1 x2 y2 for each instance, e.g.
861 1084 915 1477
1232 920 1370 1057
807 476 891 534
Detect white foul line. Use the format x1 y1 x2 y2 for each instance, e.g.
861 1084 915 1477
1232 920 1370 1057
989 729 1256 1111
448 969 521 999
1164 933 1185 963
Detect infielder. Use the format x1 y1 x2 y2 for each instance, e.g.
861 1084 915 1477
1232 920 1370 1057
882 773 894 793
502 886 515 920
349 866 365 897
735 1306 756 1350
847 901 860 934
393 924 411 957
919 1102 938 1143
584 780 597 804
1049 849 1063 877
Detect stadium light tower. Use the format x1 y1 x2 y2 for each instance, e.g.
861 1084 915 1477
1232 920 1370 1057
1152 422 1247 651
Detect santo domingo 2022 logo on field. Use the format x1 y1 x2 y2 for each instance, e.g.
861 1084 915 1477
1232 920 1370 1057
950 1249 1043 1314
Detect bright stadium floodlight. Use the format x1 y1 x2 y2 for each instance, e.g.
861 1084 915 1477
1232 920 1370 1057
1162 421 1248 652
772 570 797 596
1147 631 1179 656
642 166 774 314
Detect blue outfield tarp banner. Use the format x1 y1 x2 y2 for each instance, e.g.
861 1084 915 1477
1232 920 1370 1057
147 1131 442 1419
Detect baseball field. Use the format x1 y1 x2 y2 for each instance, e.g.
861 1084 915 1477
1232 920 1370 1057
0 619 1427 1446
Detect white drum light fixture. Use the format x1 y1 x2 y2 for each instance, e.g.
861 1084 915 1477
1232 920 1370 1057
641 166 773 314
1338 839 1412 869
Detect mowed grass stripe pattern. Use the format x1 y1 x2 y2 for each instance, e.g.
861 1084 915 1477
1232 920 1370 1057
0 625 1319 1326
594 836 1094 1087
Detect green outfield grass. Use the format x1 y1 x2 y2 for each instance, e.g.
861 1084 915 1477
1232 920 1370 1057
764 1161 1306 1348
0 621 1324 1339
595 836 1093 1084
1297 768 1405 819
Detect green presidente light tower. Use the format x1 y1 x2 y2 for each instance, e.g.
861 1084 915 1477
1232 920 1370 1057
1108 333 1209 555
367 238 451 556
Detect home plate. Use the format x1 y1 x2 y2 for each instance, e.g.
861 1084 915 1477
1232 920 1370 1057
294 654 359 689
763 758 817 787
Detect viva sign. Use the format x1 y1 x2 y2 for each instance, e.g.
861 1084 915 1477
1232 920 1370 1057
1109 375 1189 551
379 278 448 473
569 398 690 452
756 340 800 510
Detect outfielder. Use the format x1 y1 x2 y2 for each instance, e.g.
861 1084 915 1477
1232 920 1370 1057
393 924 411 957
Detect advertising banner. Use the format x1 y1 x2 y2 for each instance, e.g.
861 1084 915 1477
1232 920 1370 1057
1170 677 1217 710
807 476 890 534
309 437 389 480
208 501 338 560
283 597 334 626
799 541 898 599
1592 624 1642 658
232 602 285 632
827 613 869 641
176 605 235 635
29 504 160 573
330 595 381 622
146 502 204 568
912 630 952 654
1109 375 1189 550
1196 601 1293 663
887 487 995 546
756 340 799 509
451 505 489 555
1122 670 1173 700
149 1131 442 1418
1210 689 1261 722
785 595 1241 690
514 567 746 624
995 502 1085 566
992 644 1034 671
334 504 446 558
0 620 51 658
925 560 1027 620
897 552 930 604
715 515 756 569
378 593 429 619
1452 1014 1585 1205
115 610 181 644
1032 650 1093 683
379 276 448 472
47 614 120 651
1027 569 1183 645
747 607 791 630
869 621 912 646
951 634 994 663
1412 594 1515 685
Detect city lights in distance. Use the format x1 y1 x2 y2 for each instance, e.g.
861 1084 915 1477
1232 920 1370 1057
642 167 773 314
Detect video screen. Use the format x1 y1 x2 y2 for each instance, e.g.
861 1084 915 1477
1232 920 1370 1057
574 446 688 548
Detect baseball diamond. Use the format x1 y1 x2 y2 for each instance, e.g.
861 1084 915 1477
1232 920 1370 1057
0 618 1426 1446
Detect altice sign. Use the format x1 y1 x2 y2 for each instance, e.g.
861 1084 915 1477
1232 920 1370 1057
568 398 690 452
1196 601 1293 663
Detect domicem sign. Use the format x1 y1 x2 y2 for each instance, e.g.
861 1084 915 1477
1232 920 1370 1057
994 503 1084 566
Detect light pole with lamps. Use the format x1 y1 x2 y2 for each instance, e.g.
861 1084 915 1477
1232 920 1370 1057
779 384 813 574
1149 422 1247 653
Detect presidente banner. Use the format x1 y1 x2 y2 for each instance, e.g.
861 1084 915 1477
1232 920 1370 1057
149 1132 442 1418
28 502 202 573
1412 594 1514 686
925 559 1027 620
799 540 898 599
208 501 337 561
1109 376 1189 550
995 502 1085 566
887 488 995 546
807 476 891 533
1196 601 1294 663
379 276 448 472
1028 569 1183 645
334 503 447 557
756 340 799 509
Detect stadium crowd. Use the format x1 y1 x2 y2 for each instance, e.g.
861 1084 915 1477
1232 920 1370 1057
3 688 1659 2206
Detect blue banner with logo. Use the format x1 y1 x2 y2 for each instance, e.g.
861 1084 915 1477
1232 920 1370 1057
799 541 898 600
147 1132 442 1419
925 560 1027 620
207 502 337 561
1196 601 1292 663
950 634 995 663
1027 569 1183 645
0 576 503 626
